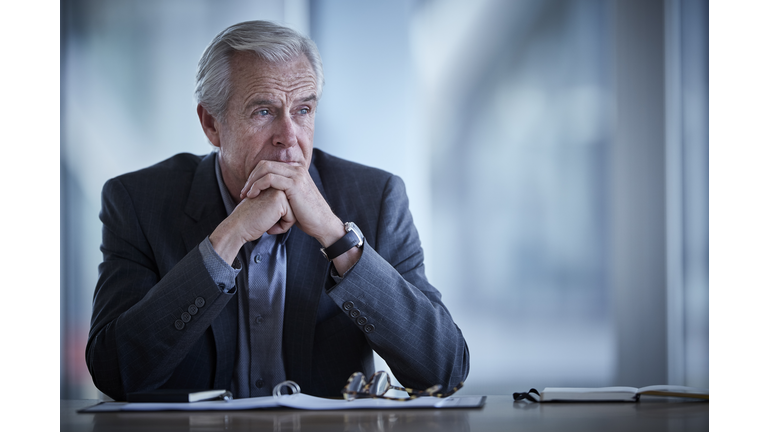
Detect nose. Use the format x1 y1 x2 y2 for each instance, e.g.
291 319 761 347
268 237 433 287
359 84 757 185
273 112 298 148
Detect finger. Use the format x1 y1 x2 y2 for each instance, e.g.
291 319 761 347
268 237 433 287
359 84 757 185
243 177 272 199
241 172 274 199
267 218 294 235
279 193 296 223
241 161 299 198
245 173 295 199
267 196 296 234
241 184 261 200
240 166 266 199
240 169 273 199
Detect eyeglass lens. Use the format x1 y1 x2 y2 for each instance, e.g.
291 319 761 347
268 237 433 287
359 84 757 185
348 373 365 393
370 372 390 396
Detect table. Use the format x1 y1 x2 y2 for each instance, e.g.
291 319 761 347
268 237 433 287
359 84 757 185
61 396 708 431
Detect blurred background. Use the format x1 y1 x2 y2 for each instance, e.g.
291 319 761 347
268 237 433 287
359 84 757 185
61 0 708 398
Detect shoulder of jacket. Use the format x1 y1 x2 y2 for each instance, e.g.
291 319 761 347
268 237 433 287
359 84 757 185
312 148 394 185
109 152 205 185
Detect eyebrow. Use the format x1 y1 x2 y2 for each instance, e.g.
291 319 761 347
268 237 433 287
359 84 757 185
244 94 318 112
245 99 277 111
298 95 317 104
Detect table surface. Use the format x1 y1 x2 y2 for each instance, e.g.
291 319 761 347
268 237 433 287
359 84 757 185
61 395 708 432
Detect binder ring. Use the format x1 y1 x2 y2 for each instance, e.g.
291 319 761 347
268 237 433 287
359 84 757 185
273 380 301 397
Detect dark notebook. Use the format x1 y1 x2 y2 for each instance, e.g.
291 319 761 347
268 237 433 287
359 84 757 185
126 389 233 403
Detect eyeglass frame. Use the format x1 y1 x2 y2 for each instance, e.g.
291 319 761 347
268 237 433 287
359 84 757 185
341 371 463 401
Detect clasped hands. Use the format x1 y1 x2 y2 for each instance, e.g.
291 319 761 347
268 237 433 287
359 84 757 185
210 160 359 273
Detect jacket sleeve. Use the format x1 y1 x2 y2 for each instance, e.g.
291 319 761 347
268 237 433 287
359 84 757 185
325 175 470 392
85 177 235 400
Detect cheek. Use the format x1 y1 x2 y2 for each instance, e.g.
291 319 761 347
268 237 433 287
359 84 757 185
299 116 315 136
222 124 256 151
299 120 314 146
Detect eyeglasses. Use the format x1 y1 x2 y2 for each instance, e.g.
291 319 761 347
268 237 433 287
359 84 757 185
341 371 463 401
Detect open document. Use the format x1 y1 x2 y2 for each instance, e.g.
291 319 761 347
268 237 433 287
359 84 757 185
79 393 486 413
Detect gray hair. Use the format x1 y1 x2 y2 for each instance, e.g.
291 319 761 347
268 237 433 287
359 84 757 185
195 20 324 121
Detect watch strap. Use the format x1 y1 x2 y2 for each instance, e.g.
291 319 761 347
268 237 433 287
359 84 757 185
321 223 363 261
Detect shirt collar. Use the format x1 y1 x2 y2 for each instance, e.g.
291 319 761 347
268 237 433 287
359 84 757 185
214 151 237 216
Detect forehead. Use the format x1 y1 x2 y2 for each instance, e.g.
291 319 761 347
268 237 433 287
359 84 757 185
228 51 317 101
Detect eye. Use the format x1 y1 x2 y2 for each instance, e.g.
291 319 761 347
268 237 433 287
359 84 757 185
255 109 269 117
298 107 309 115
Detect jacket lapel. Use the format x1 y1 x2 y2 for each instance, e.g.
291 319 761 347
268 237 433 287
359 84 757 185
180 152 238 389
182 152 226 252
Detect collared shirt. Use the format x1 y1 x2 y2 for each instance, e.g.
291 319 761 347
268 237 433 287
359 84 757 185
198 153 288 398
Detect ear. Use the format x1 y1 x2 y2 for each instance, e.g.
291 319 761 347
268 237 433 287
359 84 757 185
197 104 222 148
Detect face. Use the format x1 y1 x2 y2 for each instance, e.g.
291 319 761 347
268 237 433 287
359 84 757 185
203 51 318 197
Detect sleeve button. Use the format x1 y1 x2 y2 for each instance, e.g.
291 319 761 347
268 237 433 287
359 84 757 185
174 320 185 330
349 309 361 318
356 316 368 326
363 324 375 333
181 312 192 323
342 301 355 311
188 305 199 315
195 297 206 308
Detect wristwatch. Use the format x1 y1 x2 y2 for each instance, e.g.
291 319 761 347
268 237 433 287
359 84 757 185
320 222 364 261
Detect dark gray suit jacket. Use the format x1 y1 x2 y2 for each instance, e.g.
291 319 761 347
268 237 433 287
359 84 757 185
86 149 469 400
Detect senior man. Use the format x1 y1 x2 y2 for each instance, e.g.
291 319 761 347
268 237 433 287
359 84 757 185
86 20 469 400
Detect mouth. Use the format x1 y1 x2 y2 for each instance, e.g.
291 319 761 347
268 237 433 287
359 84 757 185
270 160 303 168
267 153 304 166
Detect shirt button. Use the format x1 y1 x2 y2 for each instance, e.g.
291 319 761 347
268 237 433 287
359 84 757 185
254 254 262 264
255 315 264 324
255 379 265 389
342 301 355 311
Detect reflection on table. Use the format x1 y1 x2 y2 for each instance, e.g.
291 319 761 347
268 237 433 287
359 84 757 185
62 395 708 432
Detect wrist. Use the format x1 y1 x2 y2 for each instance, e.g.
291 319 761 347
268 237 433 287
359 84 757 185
320 222 364 262
210 221 254 265
317 218 346 248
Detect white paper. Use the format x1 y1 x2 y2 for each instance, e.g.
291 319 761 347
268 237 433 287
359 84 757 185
82 396 280 412
276 394 449 410
80 394 485 412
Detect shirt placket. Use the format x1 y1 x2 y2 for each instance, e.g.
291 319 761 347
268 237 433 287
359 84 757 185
247 234 287 396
